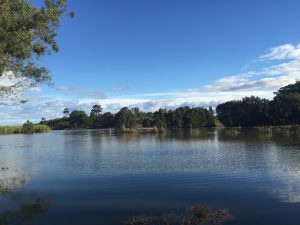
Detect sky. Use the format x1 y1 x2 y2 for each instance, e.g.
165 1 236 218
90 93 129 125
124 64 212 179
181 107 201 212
1 0 300 124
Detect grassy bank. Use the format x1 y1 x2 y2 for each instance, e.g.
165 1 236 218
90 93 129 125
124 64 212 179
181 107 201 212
0 125 51 135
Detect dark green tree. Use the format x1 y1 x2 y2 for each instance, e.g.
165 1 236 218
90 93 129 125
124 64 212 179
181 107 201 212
114 107 137 130
100 112 115 128
216 96 270 127
270 81 300 125
69 110 89 128
90 104 102 116
63 107 70 117
90 104 102 128
153 108 167 129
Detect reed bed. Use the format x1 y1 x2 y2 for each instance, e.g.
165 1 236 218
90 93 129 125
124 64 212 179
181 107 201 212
0 125 51 135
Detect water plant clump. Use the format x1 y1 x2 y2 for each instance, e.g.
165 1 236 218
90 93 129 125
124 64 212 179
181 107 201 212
123 205 233 225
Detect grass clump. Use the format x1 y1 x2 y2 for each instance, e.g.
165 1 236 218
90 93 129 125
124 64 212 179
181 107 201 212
0 121 51 135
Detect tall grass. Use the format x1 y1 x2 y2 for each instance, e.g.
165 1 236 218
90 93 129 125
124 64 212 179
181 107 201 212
0 125 51 135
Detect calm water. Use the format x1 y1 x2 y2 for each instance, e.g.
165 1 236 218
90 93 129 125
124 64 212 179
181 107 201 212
1 129 300 225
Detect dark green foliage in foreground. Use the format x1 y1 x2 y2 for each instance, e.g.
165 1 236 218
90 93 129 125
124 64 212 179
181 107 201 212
0 0 72 93
43 106 215 130
216 82 300 127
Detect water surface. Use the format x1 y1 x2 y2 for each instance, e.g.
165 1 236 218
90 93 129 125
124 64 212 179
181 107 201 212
1 129 300 225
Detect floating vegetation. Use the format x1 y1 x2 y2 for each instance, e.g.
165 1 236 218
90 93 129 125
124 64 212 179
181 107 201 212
123 205 233 225
0 167 28 197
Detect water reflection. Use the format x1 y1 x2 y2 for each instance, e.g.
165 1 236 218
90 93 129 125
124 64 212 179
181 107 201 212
0 167 51 225
0 192 51 225
0 167 27 198
1 128 300 225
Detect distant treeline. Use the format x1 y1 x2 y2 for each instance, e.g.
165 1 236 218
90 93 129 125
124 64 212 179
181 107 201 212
42 82 300 130
42 106 215 130
216 82 300 126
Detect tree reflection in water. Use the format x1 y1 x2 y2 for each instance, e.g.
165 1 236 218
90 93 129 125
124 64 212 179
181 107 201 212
0 167 51 225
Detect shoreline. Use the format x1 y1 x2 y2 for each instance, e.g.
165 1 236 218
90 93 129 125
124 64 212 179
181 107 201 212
2 125 300 135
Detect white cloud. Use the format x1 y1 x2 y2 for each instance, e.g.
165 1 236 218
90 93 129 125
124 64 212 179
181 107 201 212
259 43 300 61
192 43 300 93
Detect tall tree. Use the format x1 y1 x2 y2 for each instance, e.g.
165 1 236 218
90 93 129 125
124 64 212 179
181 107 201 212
90 104 102 116
90 104 102 128
63 107 70 117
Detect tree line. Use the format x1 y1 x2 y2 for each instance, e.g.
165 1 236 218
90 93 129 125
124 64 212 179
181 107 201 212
42 82 300 129
216 82 300 126
42 106 215 130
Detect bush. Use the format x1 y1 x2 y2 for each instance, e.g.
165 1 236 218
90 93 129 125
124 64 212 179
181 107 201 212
22 120 34 134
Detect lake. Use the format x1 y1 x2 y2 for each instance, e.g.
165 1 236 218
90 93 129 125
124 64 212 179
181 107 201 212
1 129 300 225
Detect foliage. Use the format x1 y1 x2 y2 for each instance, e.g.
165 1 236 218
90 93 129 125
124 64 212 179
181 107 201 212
100 112 115 128
44 105 216 130
90 104 102 128
217 96 270 127
114 107 137 130
42 117 69 129
216 82 300 127
22 120 34 133
0 0 72 96
69 110 89 128
0 124 50 134
63 107 70 117
270 82 300 125
154 107 215 129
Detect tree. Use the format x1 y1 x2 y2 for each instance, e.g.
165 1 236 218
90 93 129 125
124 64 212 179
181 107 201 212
63 107 70 117
90 104 102 128
0 0 72 98
40 117 46 124
216 96 270 127
90 104 102 116
131 107 140 115
114 107 137 130
22 120 34 133
153 108 167 129
208 106 214 116
69 110 89 128
270 81 300 125
100 112 115 128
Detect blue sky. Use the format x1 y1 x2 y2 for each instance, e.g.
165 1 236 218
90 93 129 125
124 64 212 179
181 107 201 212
1 0 300 124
